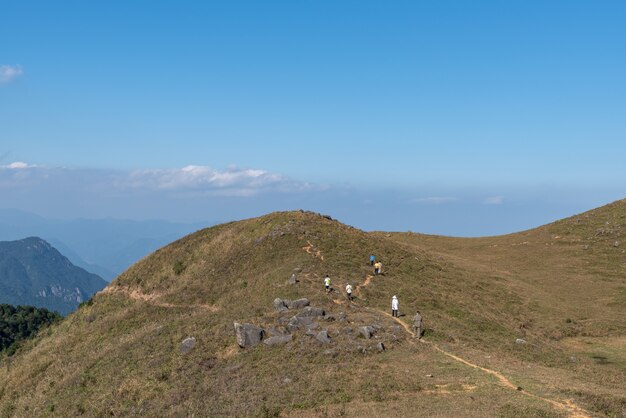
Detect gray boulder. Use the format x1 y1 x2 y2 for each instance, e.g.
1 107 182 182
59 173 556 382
287 298 309 309
180 337 197 354
316 330 331 344
273 298 288 312
234 322 265 348
268 326 288 336
359 326 375 339
264 334 293 346
287 315 317 332
297 307 325 318
288 273 298 285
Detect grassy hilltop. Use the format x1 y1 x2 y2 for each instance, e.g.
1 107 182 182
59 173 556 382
0 203 625 417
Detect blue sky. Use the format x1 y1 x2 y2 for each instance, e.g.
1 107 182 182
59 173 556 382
1 1 625 235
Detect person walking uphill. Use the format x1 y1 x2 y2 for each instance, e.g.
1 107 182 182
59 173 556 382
369 254 375 266
413 311 423 339
391 295 399 317
324 275 331 293
374 261 383 275
345 283 353 301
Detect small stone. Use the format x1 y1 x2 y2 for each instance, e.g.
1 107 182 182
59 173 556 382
180 337 197 354
426 374 433 378
273 298 288 312
359 326 375 339
283 377 292 384
264 334 293 346
316 330 331 344
288 274 298 285
296 307 325 318
614 241 620 248
287 298 309 309
376 342 385 351
234 322 265 348
287 316 311 332
515 338 526 345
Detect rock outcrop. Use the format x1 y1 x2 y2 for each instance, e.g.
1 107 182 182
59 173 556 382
234 322 265 348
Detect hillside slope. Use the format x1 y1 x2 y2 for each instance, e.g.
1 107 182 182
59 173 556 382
0 237 107 315
0 209 624 417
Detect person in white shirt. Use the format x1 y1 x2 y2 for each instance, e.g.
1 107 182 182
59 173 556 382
345 283 353 301
391 295 399 317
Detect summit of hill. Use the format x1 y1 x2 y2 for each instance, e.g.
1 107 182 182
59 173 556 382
0 207 624 417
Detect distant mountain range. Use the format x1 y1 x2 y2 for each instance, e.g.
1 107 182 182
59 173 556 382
0 209 211 280
0 237 108 315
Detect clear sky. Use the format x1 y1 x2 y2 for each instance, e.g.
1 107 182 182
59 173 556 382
1 1 625 235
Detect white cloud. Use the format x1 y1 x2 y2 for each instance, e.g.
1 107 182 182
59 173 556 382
0 65 23 84
412 196 457 204
124 165 288 193
0 163 312 196
484 196 504 205
3 161 34 169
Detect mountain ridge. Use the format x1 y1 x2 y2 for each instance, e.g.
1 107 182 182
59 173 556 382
0 204 624 416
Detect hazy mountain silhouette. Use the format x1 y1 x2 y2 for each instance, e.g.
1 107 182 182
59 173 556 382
0 237 107 315
0 209 211 280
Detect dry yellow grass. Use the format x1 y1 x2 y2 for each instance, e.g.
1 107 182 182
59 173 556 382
0 203 625 417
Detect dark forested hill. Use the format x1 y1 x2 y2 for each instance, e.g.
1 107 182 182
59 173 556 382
0 237 107 315
0 304 61 354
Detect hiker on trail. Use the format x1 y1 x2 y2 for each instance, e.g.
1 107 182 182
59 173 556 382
374 261 383 275
391 295 399 317
369 254 375 266
345 283 353 301
413 311 423 339
324 275 331 293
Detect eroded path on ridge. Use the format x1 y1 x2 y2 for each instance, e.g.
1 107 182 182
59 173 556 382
357 274 591 418
302 240 324 261
101 286 220 312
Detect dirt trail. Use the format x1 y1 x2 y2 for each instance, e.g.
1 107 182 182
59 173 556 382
358 276 591 418
302 240 324 261
355 275 373 295
101 286 220 312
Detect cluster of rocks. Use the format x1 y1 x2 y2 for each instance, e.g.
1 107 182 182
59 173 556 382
233 297 394 353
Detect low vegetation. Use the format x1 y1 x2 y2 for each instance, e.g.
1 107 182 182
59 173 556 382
0 202 624 417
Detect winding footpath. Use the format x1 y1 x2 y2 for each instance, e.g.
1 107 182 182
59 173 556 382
101 286 220 312
304 244 591 418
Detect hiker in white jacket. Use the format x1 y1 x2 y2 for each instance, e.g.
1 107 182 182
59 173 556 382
345 283 353 301
391 295 399 317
